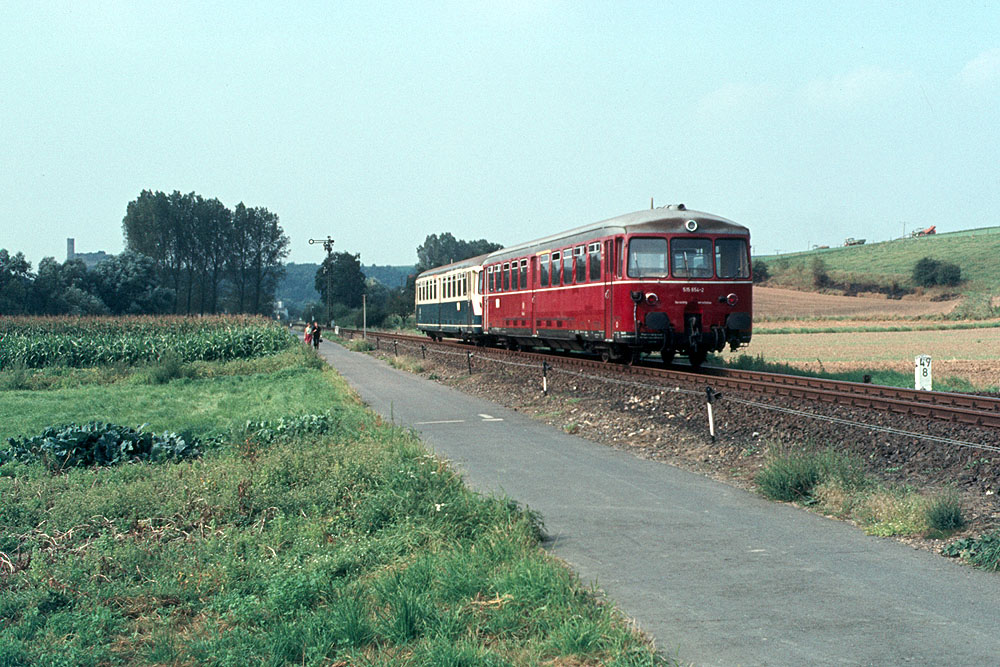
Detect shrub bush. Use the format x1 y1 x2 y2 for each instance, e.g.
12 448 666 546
926 490 966 532
810 257 830 288
912 257 962 287
752 259 770 283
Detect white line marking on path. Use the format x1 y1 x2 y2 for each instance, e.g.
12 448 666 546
479 414 504 422
415 420 466 425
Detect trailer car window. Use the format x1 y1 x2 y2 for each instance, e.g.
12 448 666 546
715 238 749 278
628 238 668 278
670 238 713 278
588 243 601 280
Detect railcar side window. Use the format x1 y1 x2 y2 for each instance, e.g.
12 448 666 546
715 238 749 278
487 267 494 293
502 263 510 291
671 238 714 278
628 238 668 278
510 263 518 290
519 259 527 289
539 254 550 286
551 252 561 286
588 243 601 281
574 246 586 282
563 249 574 284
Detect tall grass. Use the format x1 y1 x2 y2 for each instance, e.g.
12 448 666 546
756 447 967 539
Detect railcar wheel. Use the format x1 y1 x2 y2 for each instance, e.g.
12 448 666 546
616 345 635 366
688 347 707 368
660 350 675 365
600 348 612 363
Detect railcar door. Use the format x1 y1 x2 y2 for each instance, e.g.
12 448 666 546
603 238 614 340
530 256 538 336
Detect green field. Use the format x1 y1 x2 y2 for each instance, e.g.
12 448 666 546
756 226 1000 318
0 320 665 665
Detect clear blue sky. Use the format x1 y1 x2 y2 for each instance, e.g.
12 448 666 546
3 2 998 267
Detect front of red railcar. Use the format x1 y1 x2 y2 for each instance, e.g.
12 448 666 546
612 210 752 365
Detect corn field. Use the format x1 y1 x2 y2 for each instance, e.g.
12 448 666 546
0 316 295 369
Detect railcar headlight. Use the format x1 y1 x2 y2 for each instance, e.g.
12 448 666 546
684 219 698 232
726 293 739 306
645 292 659 305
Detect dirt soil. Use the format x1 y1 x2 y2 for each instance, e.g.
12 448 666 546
368 341 1000 560
755 286 959 319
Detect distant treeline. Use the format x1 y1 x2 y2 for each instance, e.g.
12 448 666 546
0 190 289 317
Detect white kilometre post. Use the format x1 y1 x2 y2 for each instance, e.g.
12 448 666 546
915 355 932 391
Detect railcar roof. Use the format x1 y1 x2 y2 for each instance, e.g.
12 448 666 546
416 253 490 279
485 207 747 263
416 207 747 277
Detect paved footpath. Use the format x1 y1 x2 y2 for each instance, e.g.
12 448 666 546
317 341 1000 666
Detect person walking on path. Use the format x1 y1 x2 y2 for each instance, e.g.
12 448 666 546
304 322 313 345
311 321 322 349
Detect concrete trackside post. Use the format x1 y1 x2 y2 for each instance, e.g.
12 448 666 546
467 352 474 375
705 386 722 442
542 361 551 396
915 355 932 391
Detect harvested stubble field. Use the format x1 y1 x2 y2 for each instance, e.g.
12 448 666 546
754 286 959 320
746 287 1000 390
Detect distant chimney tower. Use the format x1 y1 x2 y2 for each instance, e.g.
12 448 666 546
67 238 75 261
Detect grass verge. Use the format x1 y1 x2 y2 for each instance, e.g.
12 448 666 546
756 446 967 539
0 347 666 665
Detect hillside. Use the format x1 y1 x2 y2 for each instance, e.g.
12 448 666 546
755 226 1000 318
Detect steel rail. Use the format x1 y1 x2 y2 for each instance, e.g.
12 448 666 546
340 329 1000 429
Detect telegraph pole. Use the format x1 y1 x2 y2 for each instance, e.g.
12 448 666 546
309 237 335 325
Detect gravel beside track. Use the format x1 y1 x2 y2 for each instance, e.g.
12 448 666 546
358 334 1000 551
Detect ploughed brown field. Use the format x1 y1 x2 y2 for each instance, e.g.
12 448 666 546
733 287 1000 390
753 286 958 320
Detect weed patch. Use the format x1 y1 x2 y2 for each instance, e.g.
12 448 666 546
756 449 822 502
942 531 1000 570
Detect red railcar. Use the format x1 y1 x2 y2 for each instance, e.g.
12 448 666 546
479 206 751 365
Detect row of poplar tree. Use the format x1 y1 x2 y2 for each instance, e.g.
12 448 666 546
123 190 289 315
0 190 289 317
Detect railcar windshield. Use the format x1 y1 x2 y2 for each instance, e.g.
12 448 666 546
715 238 750 278
627 238 668 277
671 238 713 278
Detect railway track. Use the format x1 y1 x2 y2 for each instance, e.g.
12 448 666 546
340 329 1000 430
